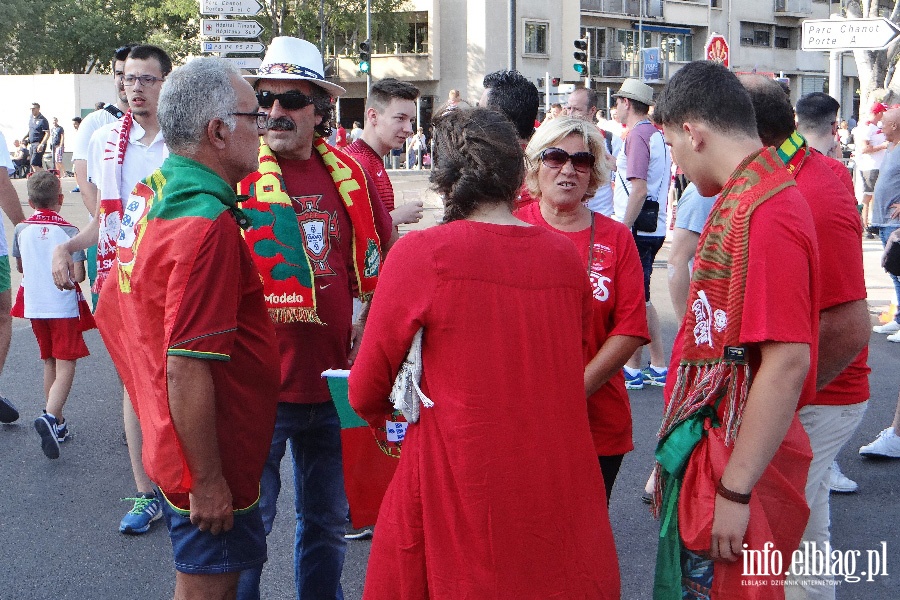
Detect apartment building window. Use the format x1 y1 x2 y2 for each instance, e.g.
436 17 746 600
524 21 549 55
802 76 826 95
581 26 608 59
741 22 771 47
406 11 428 54
617 29 652 62
661 33 693 62
774 27 794 49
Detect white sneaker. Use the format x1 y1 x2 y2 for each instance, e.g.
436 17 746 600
872 321 900 334
859 427 900 458
888 331 900 343
827 460 858 493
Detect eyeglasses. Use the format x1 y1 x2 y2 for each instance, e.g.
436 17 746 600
123 75 165 87
231 112 269 129
256 90 314 111
539 147 596 173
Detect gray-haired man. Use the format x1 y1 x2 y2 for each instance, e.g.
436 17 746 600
96 57 280 600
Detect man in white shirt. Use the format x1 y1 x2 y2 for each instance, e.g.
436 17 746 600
52 44 172 536
853 102 889 234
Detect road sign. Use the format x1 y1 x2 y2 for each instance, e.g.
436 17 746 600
201 41 264 54
802 18 900 51
200 0 261 16
224 57 263 69
201 19 263 38
705 34 730 67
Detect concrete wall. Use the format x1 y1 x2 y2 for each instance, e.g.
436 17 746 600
0 73 114 152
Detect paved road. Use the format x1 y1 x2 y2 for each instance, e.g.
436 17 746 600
1 172 897 598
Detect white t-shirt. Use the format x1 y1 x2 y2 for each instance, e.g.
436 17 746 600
586 183 614 216
12 219 87 318
71 104 121 162
852 122 886 172
87 119 168 201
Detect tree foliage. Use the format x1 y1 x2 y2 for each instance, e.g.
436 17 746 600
0 0 412 75
844 0 900 110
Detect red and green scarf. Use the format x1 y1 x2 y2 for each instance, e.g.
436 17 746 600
652 148 797 599
237 138 382 324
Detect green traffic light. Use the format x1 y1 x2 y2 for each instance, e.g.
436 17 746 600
573 64 586 74
360 61 370 73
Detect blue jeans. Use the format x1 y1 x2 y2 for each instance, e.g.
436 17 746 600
237 402 348 600
879 225 900 324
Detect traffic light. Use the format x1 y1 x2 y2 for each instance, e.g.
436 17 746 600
359 39 371 74
551 77 561 87
573 38 588 75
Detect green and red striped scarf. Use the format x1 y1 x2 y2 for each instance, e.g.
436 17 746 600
237 138 382 324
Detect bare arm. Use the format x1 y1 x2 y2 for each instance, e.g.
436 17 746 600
584 335 645 397
73 160 98 215
710 341 810 562
621 177 648 229
348 301 371 366
390 201 424 226
167 355 233 535
0 171 25 225
52 216 99 289
667 227 701 323
859 138 889 155
816 299 870 390
73 261 86 284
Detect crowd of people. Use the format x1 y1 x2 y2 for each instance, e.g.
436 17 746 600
1 34 899 600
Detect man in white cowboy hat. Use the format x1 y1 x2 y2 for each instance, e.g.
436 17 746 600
235 36 393 600
611 78 672 391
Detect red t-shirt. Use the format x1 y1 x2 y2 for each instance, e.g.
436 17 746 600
795 150 869 406
335 126 348 148
666 185 820 410
344 138 395 212
516 203 650 455
820 153 855 195
275 151 393 404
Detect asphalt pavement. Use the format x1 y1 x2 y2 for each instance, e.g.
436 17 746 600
1 172 897 599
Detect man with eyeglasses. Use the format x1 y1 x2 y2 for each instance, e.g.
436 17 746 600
235 36 392 600
96 56 278 600
52 44 172 538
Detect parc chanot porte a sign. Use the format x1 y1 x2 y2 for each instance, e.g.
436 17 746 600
802 17 900 51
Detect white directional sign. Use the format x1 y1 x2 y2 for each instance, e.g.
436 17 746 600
802 18 900 51
200 19 263 38
200 0 261 16
201 41 265 54
225 57 263 69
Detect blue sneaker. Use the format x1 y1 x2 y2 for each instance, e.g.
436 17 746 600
624 369 644 390
0 396 19 423
56 421 70 442
34 413 61 459
119 492 162 534
71 186 80 193
642 366 668 387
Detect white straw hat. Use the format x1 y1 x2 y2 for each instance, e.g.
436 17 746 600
245 36 346 97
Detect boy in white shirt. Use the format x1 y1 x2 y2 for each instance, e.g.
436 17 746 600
12 172 91 459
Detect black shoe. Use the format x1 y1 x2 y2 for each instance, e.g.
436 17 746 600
0 396 19 423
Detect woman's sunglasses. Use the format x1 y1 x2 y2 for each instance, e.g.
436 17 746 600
539 147 596 173
256 91 315 111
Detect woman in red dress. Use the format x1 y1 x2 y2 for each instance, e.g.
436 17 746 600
349 108 620 599
515 117 649 500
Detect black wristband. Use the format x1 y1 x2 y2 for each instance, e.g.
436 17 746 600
716 478 751 504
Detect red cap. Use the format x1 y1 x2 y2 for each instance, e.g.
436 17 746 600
871 102 889 115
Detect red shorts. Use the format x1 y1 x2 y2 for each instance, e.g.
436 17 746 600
31 318 90 361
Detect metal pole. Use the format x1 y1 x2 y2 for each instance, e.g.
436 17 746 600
638 0 644 80
829 50 842 104
545 72 550 113
586 32 592 88
366 0 372 96
509 0 516 71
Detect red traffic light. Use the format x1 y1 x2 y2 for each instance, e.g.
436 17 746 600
551 77 561 86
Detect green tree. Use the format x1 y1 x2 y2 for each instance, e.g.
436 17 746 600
845 0 900 111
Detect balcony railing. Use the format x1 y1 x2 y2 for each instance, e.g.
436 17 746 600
774 0 812 15
582 0 663 17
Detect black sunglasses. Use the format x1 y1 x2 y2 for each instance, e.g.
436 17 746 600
539 147 596 173
256 90 314 111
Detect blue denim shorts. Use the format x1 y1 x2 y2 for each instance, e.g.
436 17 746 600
159 491 268 575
